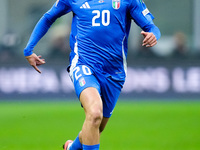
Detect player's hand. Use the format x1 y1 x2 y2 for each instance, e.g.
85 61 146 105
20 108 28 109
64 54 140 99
25 53 46 73
141 31 157 47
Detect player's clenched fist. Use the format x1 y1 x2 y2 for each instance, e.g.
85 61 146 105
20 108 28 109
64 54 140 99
141 31 157 47
25 53 45 73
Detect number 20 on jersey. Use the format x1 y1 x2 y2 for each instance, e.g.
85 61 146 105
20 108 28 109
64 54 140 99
92 10 110 26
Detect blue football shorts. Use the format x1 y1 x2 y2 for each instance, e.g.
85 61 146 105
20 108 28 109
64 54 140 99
69 64 124 118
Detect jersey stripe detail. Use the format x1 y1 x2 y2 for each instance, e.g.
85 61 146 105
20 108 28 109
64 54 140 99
122 36 127 76
70 38 79 82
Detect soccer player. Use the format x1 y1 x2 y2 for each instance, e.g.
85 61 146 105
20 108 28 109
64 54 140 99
24 0 161 149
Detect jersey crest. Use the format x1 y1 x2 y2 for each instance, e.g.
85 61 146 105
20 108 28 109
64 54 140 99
112 0 120 9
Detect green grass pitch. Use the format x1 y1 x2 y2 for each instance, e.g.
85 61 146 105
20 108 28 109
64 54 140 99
0 100 200 150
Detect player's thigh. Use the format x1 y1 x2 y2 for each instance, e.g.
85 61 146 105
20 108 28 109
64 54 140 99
80 87 103 116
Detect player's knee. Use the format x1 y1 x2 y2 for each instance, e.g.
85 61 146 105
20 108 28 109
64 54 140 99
87 109 103 128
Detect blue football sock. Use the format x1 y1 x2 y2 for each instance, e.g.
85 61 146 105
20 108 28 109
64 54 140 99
69 135 82 150
82 144 100 150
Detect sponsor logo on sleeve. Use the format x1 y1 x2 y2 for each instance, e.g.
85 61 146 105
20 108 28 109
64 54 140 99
142 8 150 16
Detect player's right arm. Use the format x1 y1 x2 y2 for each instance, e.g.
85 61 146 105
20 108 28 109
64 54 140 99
24 0 71 73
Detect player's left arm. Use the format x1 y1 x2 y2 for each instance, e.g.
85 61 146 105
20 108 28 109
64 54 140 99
141 22 161 47
129 0 161 47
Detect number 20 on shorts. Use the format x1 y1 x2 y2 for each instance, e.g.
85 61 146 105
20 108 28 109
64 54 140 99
73 65 92 81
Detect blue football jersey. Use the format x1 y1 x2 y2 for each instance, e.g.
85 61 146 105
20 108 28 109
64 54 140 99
57 0 156 81
24 0 160 81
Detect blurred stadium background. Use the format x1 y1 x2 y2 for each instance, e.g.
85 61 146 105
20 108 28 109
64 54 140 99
1 0 200 99
0 0 200 150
